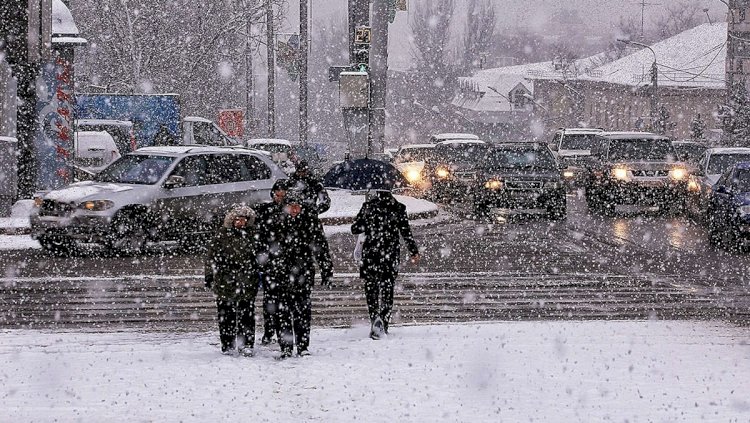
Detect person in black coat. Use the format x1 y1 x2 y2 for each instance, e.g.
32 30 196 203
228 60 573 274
351 190 419 339
289 160 331 214
254 178 292 346
256 188 334 358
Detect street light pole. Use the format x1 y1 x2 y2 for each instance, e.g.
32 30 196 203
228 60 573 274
299 0 309 146
618 39 658 130
266 0 276 137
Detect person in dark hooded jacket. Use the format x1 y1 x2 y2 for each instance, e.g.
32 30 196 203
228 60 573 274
204 205 260 356
256 188 334 358
351 190 419 339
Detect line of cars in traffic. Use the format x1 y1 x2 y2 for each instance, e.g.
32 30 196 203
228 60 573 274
391 129 750 251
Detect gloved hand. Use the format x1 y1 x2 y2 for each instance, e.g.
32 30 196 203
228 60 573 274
204 274 214 289
320 270 334 287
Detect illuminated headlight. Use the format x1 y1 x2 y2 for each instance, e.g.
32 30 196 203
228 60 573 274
78 200 115 211
544 181 560 189
435 166 451 179
404 168 422 183
739 205 750 216
669 167 687 181
611 167 630 181
484 179 504 190
563 170 575 179
687 179 700 192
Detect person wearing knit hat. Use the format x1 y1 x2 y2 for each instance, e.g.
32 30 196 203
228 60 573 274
205 204 260 356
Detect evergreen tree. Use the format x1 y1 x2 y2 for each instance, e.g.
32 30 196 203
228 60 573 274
719 82 750 147
690 114 706 140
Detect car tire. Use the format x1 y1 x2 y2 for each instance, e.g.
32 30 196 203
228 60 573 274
38 235 77 256
107 212 150 256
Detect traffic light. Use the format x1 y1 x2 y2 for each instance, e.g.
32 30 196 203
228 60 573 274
354 46 369 72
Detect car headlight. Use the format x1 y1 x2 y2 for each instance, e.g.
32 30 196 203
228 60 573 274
739 205 750 216
484 179 503 190
669 167 687 181
435 166 451 179
611 167 630 181
78 200 115 211
563 170 575 179
687 179 701 192
404 168 422 183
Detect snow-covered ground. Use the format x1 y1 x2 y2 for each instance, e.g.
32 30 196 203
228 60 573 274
2 321 748 421
0 194 441 250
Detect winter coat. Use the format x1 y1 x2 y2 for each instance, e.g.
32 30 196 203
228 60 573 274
255 202 333 286
351 191 419 278
204 226 260 300
289 175 331 214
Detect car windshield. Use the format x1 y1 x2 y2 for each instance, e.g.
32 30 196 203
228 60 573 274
707 154 750 175
608 139 676 161
434 143 488 165
95 154 175 185
395 147 434 163
560 134 598 150
674 144 707 163
484 147 557 170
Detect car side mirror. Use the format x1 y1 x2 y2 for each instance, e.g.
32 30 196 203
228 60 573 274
715 185 729 194
548 143 558 152
164 175 185 189
558 162 567 170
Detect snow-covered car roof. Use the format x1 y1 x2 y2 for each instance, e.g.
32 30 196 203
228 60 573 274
246 138 294 147
598 132 668 140
133 145 245 156
556 128 604 134
436 139 486 146
183 116 213 124
707 147 750 155
398 144 436 150
672 140 708 146
432 133 480 141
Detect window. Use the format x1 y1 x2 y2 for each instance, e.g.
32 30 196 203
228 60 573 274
170 156 211 186
193 122 225 146
96 155 175 185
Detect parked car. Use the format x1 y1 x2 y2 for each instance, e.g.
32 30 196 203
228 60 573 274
672 140 708 166
583 132 689 215
76 118 136 156
549 127 604 189
473 142 566 219
424 139 490 201
30 146 285 255
429 133 479 143
73 131 122 175
705 162 750 250
245 138 296 174
392 143 436 190
686 147 750 219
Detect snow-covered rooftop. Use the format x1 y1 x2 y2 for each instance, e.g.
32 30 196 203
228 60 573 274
52 0 86 45
579 23 727 89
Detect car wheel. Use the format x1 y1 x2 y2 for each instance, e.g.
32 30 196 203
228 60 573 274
107 212 150 255
38 235 77 256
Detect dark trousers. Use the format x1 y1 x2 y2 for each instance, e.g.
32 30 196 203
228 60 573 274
261 274 275 340
364 271 397 333
291 282 313 352
265 279 294 354
216 297 256 351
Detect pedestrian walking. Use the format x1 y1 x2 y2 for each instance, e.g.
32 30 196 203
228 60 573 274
289 160 331 214
351 190 420 340
256 189 334 358
254 178 291 346
204 206 260 356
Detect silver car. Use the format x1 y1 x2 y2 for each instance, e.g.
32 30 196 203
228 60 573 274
30 146 286 254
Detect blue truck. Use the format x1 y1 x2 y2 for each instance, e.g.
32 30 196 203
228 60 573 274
74 93 236 148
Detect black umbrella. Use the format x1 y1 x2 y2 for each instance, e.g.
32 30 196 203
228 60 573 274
323 158 407 191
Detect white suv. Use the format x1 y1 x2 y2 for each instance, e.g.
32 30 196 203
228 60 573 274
30 146 286 254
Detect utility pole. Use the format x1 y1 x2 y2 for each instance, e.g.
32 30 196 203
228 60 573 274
368 0 389 155
636 0 660 41
299 0 309 145
245 2 254 138
348 0 369 64
266 0 276 137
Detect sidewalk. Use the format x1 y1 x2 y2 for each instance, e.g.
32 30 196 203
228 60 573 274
0 193 440 237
